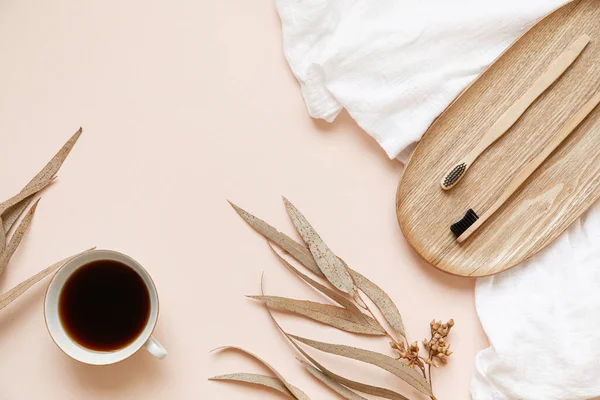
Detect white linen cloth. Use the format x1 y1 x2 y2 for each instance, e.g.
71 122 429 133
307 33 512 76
273 1 600 399
472 208 600 399
276 0 569 162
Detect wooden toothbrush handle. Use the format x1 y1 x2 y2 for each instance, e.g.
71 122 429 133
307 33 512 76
458 91 600 243
467 34 591 162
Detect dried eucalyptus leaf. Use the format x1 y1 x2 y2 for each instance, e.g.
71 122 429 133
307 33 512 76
0 199 40 277
20 129 82 197
269 245 368 320
303 363 367 400
0 128 82 216
228 201 321 276
289 335 432 396
350 269 405 338
282 197 354 295
209 373 300 398
0 247 95 311
298 359 409 400
2 196 34 234
211 346 310 400
249 296 384 336
0 217 5 256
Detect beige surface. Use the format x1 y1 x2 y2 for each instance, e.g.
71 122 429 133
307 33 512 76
397 0 600 277
0 0 487 399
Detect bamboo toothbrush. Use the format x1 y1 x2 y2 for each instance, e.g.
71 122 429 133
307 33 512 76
451 90 600 243
441 34 591 190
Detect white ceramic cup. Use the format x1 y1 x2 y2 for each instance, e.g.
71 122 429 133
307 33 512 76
44 249 167 365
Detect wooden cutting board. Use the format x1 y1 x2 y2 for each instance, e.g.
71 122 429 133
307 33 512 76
396 0 600 277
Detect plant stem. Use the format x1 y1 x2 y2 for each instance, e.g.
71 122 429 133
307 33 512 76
356 291 437 399
427 340 435 399
428 362 434 396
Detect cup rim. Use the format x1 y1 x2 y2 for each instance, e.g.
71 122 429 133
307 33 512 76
43 249 159 365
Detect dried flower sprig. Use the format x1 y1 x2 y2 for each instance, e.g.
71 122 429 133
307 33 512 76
423 319 454 368
0 129 93 313
211 198 456 399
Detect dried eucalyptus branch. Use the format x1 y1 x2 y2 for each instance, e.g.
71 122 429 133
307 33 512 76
0 129 89 313
212 198 456 399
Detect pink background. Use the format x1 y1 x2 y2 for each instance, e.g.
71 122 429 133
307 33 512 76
0 0 488 398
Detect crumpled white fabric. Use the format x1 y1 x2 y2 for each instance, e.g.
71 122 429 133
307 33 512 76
273 1 600 398
275 0 569 162
471 201 600 399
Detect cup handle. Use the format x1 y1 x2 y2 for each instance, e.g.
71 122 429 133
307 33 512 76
144 336 167 359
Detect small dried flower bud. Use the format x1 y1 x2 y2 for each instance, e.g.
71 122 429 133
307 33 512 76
424 358 432 365
440 357 448 365
432 323 440 331
434 333 441 339
398 341 406 350
445 350 453 356
432 358 440 368
437 352 445 358
410 341 419 351
431 344 438 352
430 319 436 327
438 338 445 345
447 319 455 327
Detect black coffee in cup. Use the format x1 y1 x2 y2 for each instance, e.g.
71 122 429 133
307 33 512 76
58 259 151 351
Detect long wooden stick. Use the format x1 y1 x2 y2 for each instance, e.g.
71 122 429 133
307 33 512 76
441 34 591 190
458 91 600 242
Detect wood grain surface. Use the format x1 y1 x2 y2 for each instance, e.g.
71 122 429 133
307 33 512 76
440 34 590 190
396 0 600 277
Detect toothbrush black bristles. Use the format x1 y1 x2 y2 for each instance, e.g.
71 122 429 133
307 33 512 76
443 162 466 188
451 209 479 238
